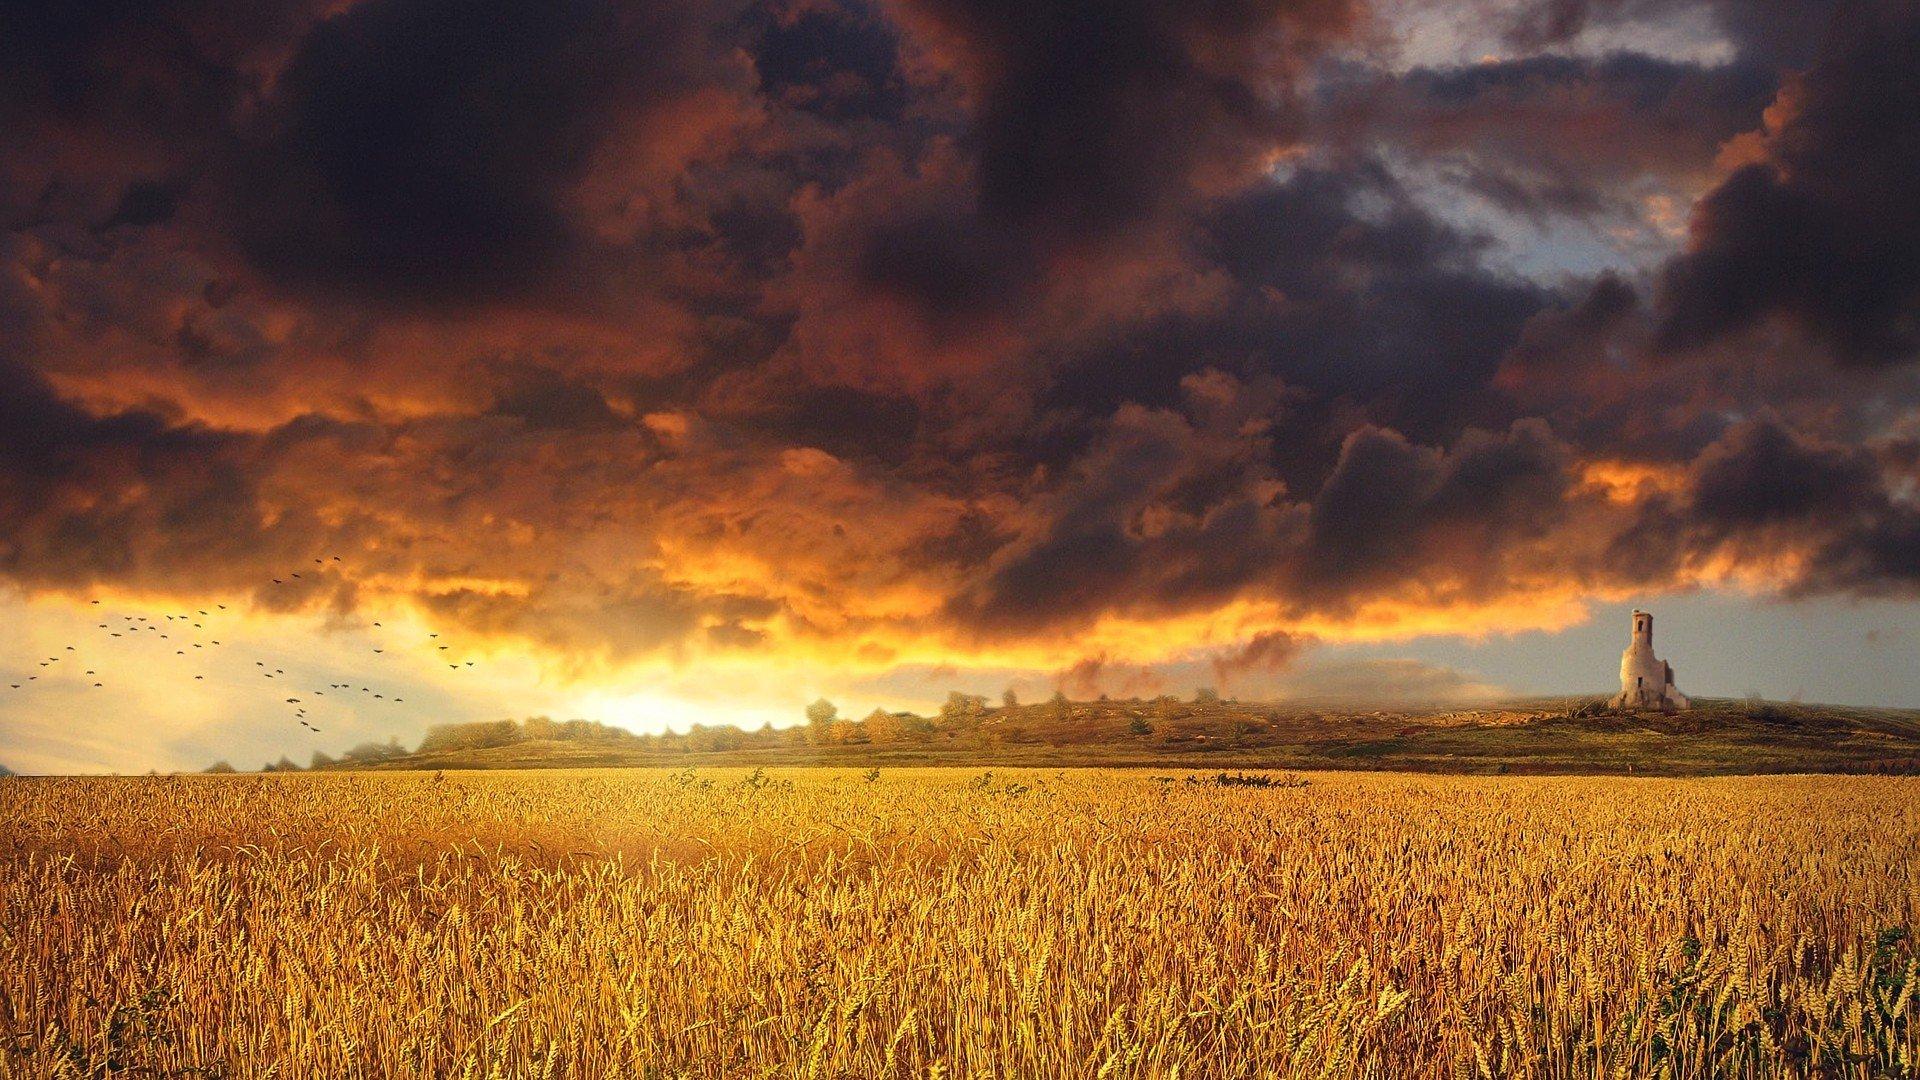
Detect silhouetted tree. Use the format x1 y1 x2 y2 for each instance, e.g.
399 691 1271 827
940 692 988 726
804 698 839 744
865 710 932 745
417 719 523 754
687 724 747 752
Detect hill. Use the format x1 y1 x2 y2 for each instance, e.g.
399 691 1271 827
306 696 1920 776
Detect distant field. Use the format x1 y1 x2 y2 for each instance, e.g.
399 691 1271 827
3 768 1917 1076
322 697 1920 775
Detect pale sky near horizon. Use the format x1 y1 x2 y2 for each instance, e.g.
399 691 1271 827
5 587 1915 775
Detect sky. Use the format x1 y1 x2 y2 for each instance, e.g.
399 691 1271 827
3 0 1919 774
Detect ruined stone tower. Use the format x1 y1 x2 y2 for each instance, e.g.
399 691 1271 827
1609 609 1690 711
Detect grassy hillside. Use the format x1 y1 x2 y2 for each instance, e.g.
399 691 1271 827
310 696 1920 776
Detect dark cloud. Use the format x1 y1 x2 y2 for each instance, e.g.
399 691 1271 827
1292 419 1574 606
946 401 1581 640
1684 418 1920 594
1499 0 1839 68
946 396 1304 636
235 0 744 306
0 0 303 119
0 358 273 590
704 369 924 463
1180 164 1544 436
486 365 626 430
752 1 908 121
96 178 190 232
1799 515 1920 597
1501 272 1641 375
2 0 1918 683
1326 52 1776 217
1599 417 1920 598
1025 161 1545 468
897 0 1354 242
1655 8 1920 365
0 0 319 229
854 200 1035 323
1210 629 1310 694
1688 417 1879 531
1054 653 1167 699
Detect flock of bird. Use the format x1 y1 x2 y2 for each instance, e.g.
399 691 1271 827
4 557 481 739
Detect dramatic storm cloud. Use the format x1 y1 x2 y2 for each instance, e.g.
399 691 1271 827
3 0 1919 768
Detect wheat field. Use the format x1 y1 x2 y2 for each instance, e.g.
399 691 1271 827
1 769 1916 1078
